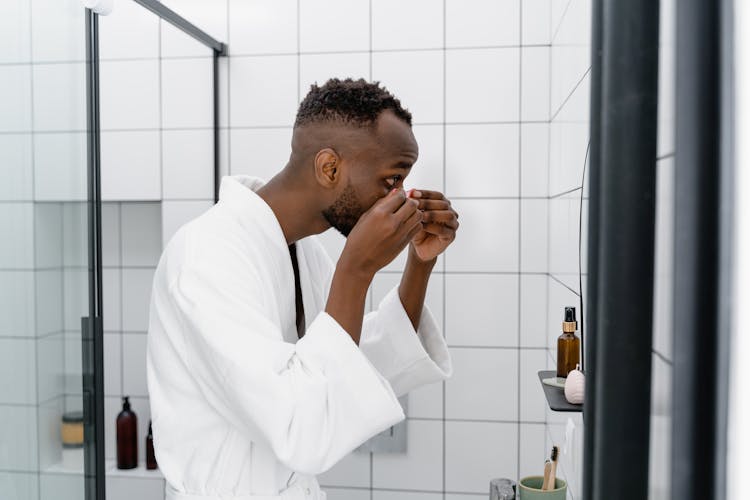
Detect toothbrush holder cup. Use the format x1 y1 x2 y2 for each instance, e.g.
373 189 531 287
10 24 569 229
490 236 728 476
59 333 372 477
518 476 567 500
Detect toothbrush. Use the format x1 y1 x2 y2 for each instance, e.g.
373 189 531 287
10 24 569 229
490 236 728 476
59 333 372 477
543 446 559 490
542 459 551 490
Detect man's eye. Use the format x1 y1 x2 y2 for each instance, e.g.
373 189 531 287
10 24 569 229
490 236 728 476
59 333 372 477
386 175 403 187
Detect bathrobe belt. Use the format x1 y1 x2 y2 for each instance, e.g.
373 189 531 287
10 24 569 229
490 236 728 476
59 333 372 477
165 474 327 500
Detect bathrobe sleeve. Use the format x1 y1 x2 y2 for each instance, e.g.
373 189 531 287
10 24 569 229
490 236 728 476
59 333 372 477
358 285 453 397
313 241 452 399
167 255 406 476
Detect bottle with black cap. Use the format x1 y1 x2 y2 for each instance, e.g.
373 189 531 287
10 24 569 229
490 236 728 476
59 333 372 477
116 396 138 469
556 306 581 377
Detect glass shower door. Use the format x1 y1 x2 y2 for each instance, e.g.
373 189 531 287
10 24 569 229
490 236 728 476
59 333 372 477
0 1 103 499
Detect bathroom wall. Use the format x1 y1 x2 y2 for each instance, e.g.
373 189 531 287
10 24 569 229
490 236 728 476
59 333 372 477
162 0 558 498
543 0 590 498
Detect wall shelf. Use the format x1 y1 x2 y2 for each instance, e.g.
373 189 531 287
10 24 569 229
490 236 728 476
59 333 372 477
538 370 583 412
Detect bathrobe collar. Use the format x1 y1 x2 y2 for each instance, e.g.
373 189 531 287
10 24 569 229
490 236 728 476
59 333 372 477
218 174 290 254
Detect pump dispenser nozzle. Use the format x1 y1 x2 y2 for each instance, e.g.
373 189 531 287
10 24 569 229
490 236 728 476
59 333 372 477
564 307 576 323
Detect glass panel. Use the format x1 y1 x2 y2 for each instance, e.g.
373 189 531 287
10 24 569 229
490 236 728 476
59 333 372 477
0 0 92 498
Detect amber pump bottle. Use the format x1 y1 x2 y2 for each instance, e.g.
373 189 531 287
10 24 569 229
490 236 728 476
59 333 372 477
116 396 138 469
556 306 581 377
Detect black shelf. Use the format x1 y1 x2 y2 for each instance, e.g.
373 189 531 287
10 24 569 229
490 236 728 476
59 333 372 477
538 370 583 412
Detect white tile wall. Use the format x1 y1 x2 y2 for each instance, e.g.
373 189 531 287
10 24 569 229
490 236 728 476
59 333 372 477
0 0 602 497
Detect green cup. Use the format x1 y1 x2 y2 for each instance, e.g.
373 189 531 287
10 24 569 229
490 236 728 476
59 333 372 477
518 476 567 499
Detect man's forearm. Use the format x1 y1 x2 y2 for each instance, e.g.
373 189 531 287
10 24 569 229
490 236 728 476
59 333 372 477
398 245 437 331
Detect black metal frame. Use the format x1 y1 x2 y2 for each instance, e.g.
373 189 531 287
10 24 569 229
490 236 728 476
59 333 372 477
83 4 227 499
584 0 660 499
671 0 733 499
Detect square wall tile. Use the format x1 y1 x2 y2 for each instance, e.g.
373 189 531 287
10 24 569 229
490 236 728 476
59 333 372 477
372 420 443 491
445 274 518 347
162 129 215 200
520 199 548 273
521 47 550 122
0 202 33 268
102 203 121 267
161 201 213 247
230 55 298 127
0 271 35 337
40 473 85 500
31 0 85 62
407 125 444 194
0 134 33 201
121 268 156 332
0 471 38 499
229 127 292 179
35 270 63 337
372 50 443 124
520 275 548 347
37 396 64 469
62 202 87 267
0 338 36 404
64 332 83 395
34 132 87 201
372 0 443 50
122 333 148 397
445 347 518 421
0 65 31 132
103 268 121 333
445 421 517 493
444 199 519 272
446 124 519 198
104 333 122 396
161 58 213 129
522 0 551 45
407 380 443 419
519 423 546 479
0 0 31 63
229 0 296 55
98 0 159 60
104 396 120 460
548 196 581 279
121 203 162 267
100 60 160 130
446 0 520 47
299 0 369 53
37 333 65 402
446 48 520 123
0 405 38 471
34 203 63 268
299 53 370 99
520 349 547 422
101 131 161 201
521 123 549 197
317 451 370 488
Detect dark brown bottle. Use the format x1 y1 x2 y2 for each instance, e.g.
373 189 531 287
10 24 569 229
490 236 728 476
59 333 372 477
116 396 138 469
146 420 157 470
557 307 581 377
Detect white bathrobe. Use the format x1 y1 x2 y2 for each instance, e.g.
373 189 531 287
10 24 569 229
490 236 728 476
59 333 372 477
146 175 453 500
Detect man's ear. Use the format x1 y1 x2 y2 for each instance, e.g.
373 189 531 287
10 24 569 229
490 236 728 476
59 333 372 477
313 148 341 188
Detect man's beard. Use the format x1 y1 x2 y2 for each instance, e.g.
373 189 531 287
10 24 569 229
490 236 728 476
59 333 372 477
321 182 364 237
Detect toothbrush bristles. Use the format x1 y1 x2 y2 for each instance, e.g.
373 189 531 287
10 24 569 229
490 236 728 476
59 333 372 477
551 445 559 462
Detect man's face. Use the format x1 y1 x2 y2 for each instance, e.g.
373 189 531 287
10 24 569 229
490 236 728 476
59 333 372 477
322 111 419 237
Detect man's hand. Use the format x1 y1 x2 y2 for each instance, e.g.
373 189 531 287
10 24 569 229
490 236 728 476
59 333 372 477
406 189 459 262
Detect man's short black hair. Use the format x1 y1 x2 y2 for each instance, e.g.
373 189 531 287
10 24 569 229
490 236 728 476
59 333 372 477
295 78 412 129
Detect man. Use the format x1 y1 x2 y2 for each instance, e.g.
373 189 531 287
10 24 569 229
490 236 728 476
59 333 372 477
147 78 459 500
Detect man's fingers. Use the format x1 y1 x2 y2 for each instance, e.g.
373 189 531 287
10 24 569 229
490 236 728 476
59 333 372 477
394 196 419 222
417 199 451 211
375 188 409 213
422 209 459 225
410 189 445 201
420 222 456 236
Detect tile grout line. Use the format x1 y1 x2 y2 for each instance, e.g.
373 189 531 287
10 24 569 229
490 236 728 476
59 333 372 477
517 0 523 483
442 0 447 497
